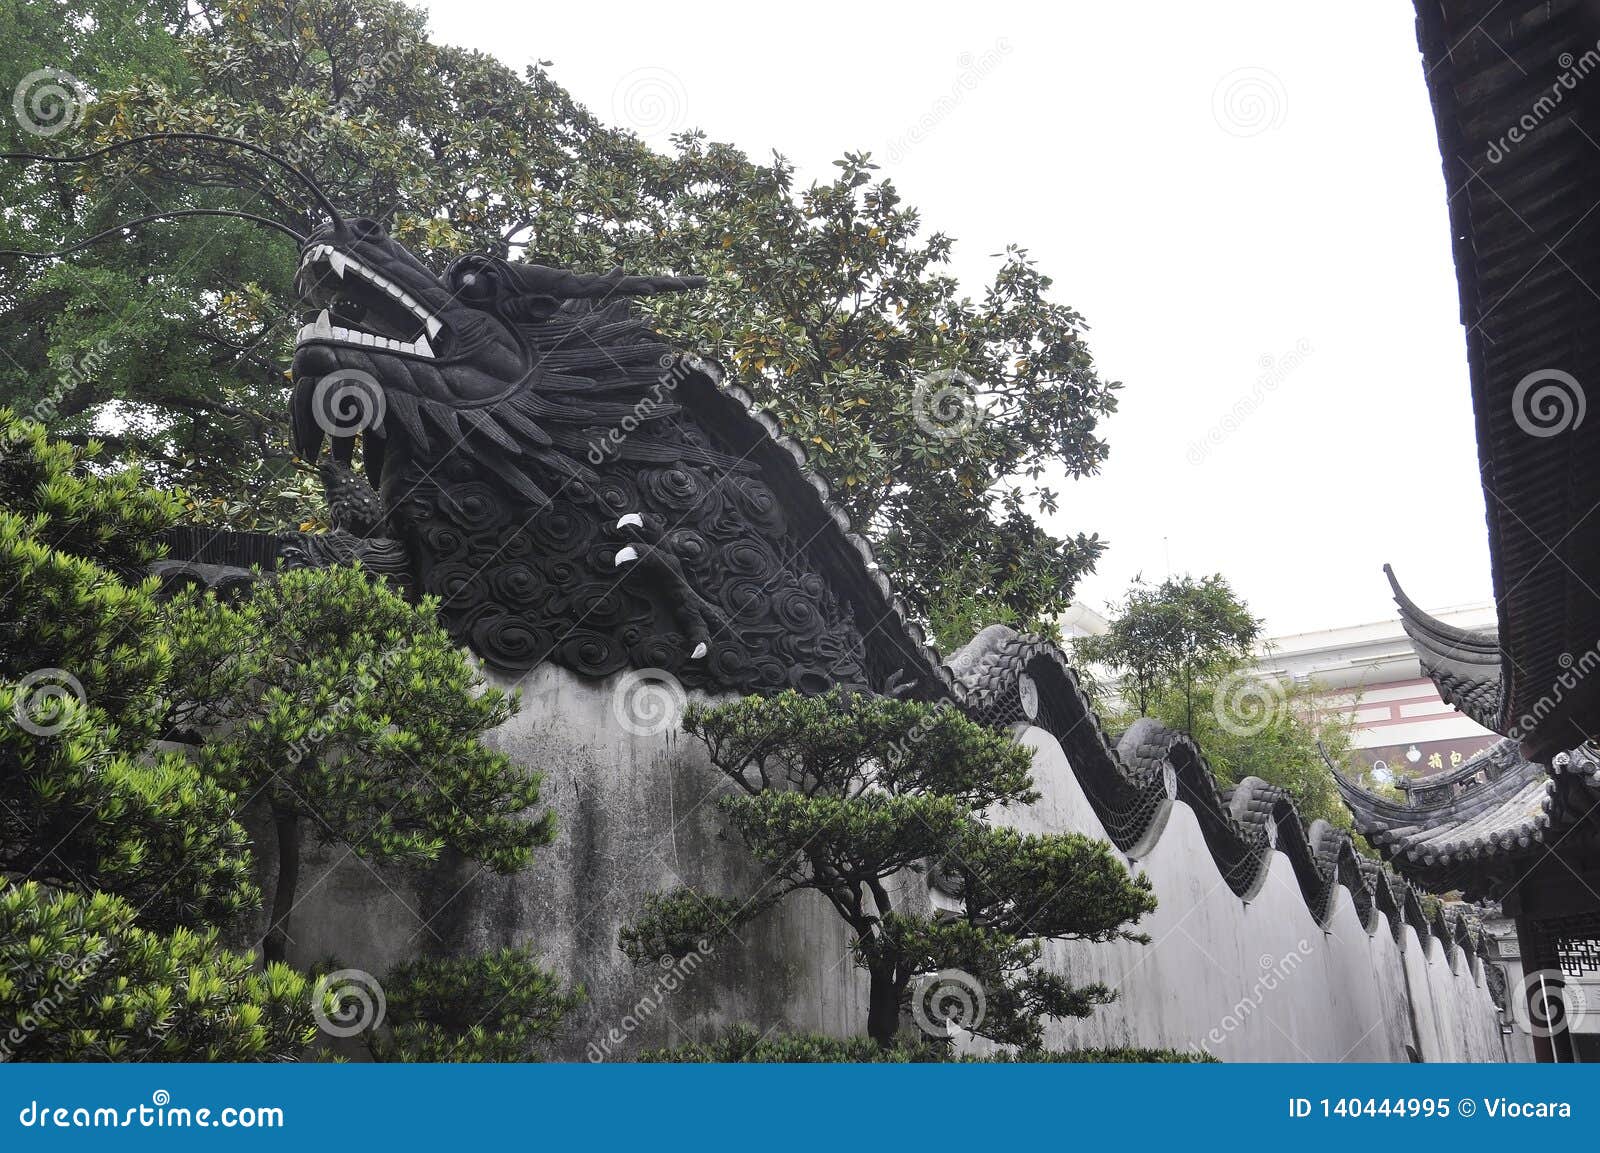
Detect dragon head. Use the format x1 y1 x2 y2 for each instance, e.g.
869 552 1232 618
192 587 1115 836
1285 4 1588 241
289 216 708 485
288 216 534 471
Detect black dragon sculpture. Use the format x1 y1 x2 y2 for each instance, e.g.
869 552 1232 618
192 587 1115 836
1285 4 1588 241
283 213 882 693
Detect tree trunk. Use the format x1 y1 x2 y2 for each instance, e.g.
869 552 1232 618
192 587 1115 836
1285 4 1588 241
866 962 901 1049
263 804 300 966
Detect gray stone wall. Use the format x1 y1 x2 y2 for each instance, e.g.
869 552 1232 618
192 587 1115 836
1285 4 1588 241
262 663 1511 1061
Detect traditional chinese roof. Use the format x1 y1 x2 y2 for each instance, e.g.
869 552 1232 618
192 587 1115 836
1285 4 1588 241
1386 565 1502 732
1412 0 1600 760
946 627 1488 955
1333 737 1600 899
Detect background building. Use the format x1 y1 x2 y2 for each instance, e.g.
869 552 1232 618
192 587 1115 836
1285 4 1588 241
1252 602 1500 783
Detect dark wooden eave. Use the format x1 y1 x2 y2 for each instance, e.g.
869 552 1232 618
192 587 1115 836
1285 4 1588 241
1386 564 1504 732
1335 737 1600 898
1415 0 1600 760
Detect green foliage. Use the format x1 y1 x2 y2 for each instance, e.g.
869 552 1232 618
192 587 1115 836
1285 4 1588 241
0 879 318 1061
165 564 553 959
640 1024 1214 1063
0 411 256 929
1077 573 1261 725
618 889 743 965
169 565 551 869
1 0 1119 624
369 947 584 1062
1175 676 1363 840
1079 572 1363 838
623 689 1154 1049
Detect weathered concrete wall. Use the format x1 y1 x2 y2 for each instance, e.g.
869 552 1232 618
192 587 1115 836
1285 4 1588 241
265 664 1507 1061
968 727 1506 1061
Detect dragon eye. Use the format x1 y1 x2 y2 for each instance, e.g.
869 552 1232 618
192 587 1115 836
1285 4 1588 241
453 261 498 302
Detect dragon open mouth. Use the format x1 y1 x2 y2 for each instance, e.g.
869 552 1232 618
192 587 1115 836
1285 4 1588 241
295 242 442 358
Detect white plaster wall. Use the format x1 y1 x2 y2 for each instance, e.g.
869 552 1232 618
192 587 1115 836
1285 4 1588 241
966 725 1507 1061
256 667 1508 1061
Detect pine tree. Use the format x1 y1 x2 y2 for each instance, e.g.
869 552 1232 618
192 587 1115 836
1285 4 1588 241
0 411 316 1059
166 565 555 964
621 689 1156 1049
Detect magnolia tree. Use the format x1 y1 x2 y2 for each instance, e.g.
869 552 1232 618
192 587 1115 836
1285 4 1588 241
1 0 1119 636
621 690 1155 1049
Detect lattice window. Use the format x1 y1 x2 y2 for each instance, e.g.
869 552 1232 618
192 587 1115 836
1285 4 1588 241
1557 936 1600 977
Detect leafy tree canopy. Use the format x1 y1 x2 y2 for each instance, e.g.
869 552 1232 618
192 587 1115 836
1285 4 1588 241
1 0 1119 633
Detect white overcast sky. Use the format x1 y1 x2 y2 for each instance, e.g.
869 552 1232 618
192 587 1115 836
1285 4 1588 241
423 0 1493 636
